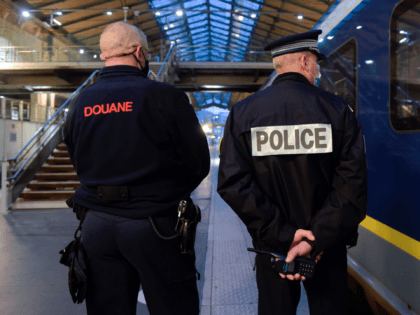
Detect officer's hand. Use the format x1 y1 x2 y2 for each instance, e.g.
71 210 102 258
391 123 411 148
279 241 312 281
289 229 315 251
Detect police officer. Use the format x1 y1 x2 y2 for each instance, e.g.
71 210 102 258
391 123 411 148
217 30 367 315
63 22 210 315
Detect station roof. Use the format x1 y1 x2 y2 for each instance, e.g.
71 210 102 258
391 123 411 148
1 0 334 109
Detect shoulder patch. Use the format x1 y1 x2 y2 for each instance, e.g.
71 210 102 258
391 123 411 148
251 124 333 156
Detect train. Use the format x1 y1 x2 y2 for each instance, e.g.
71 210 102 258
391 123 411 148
259 0 420 313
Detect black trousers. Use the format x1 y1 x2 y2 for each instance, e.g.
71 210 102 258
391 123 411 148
81 210 199 315
256 245 349 315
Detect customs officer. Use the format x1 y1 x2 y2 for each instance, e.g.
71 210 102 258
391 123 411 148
63 22 210 315
217 30 367 315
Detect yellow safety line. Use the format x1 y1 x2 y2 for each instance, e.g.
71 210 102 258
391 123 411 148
360 215 420 261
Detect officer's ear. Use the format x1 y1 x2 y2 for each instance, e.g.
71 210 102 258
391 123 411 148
300 54 309 70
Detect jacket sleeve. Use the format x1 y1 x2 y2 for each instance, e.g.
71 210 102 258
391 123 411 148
309 106 367 256
62 103 78 170
171 94 210 192
217 107 297 253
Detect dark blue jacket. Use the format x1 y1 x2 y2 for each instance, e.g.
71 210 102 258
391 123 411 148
217 72 367 256
64 65 210 218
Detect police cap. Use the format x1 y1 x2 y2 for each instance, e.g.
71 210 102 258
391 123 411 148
264 30 326 61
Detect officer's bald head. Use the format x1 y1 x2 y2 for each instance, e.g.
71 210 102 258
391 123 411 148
100 22 148 61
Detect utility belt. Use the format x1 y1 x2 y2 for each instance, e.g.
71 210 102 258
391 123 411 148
82 185 201 255
83 183 170 201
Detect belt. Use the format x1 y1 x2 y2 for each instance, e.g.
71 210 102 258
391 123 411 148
83 183 160 201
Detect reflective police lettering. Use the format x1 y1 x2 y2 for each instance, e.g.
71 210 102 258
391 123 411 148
256 131 268 151
84 102 133 117
251 124 332 156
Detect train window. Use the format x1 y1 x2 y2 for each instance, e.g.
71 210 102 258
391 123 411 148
319 38 357 114
390 0 420 132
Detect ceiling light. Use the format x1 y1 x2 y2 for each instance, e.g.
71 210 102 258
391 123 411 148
42 21 51 28
399 37 408 43
176 39 180 42
251 13 257 18
176 10 183 16
238 15 244 21
155 11 161 16
318 38 324 43
80 49 84 54
55 11 62 16
22 11 30 17
297 14 303 20
327 36 334 40
164 26 168 30
171 41 175 44
106 11 113 16
53 19 62 26
365 60 374 64
170 23 174 28
94 54 97 58
234 33 240 37
356 25 362 29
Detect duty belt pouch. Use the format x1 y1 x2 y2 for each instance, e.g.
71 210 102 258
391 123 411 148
59 195 89 304
149 200 201 255
176 200 201 254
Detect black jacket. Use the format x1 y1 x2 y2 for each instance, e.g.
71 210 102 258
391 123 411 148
217 72 367 257
63 65 210 218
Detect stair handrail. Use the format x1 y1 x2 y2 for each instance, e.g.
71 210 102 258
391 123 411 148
157 43 176 82
7 70 99 183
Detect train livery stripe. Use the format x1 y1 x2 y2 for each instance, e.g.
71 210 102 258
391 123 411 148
360 216 420 261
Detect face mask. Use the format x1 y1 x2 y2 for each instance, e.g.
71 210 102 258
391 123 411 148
307 58 321 87
132 50 149 76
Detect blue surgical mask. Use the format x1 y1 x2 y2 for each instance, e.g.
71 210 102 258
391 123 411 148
308 58 321 87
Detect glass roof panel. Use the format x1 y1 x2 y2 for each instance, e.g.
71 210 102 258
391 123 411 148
151 0 173 7
232 21 253 31
149 0 264 106
212 38 228 46
235 0 263 10
192 33 208 41
167 26 186 36
191 26 209 35
190 20 208 29
186 5 207 17
210 21 230 31
193 37 208 44
211 33 229 41
209 0 232 10
211 27 229 36
188 13 207 23
184 0 207 9
210 14 230 24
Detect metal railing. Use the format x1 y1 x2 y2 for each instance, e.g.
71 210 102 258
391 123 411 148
155 43 177 83
1 70 99 212
175 45 269 62
0 45 168 63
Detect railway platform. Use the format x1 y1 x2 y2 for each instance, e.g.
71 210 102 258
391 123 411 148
0 146 310 315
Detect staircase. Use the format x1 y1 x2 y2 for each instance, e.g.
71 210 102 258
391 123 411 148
13 143 80 209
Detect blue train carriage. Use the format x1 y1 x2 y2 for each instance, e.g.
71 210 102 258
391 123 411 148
260 0 420 314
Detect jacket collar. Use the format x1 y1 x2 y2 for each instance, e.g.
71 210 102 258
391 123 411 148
272 72 310 86
99 65 147 78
